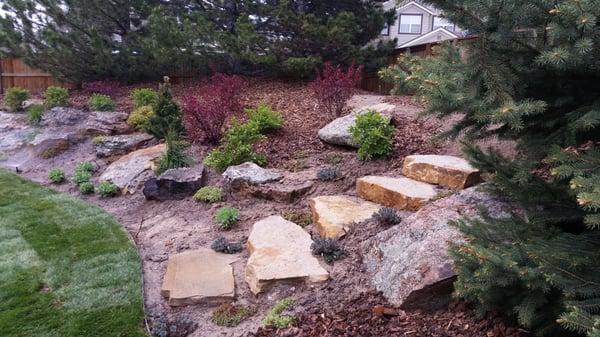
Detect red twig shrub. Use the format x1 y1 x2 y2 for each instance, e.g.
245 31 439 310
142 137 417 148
310 62 364 118
82 80 121 97
183 73 245 144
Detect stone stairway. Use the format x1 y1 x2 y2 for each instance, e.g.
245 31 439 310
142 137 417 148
311 154 482 239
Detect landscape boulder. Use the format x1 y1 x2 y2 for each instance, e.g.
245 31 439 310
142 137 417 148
100 144 166 193
83 111 129 135
28 129 85 158
95 133 155 158
40 107 87 127
362 186 516 310
143 165 205 201
0 112 32 154
318 103 395 148
310 195 381 239
161 248 237 306
223 162 283 189
356 175 439 211
233 169 316 203
402 155 482 189
245 215 329 294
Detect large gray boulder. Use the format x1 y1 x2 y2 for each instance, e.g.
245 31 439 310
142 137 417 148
94 133 155 158
143 165 205 201
318 103 395 147
362 186 516 310
222 162 283 188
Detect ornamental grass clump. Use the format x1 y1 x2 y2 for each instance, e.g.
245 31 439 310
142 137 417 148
349 110 395 161
27 104 44 125
214 207 240 230
79 182 95 194
373 207 402 226
311 236 344 264
44 86 69 108
96 181 119 198
47 168 65 184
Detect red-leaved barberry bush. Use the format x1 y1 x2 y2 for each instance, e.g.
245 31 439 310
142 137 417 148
82 80 121 97
182 73 245 144
310 62 363 118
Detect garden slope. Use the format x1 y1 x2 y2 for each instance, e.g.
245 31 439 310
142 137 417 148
0 169 146 337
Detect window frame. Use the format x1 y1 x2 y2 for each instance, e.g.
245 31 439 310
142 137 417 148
398 13 423 35
381 22 390 36
432 16 456 32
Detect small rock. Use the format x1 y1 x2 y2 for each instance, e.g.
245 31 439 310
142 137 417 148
223 162 283 188
310 195 381 239
402 155 482 189
100 144 166 193
161 248 237 306
245 215 329 294
95 133 155 158
143 165 205 201
362 186 516 310
356 175 439 211
318 105 394 148
22 98 45 110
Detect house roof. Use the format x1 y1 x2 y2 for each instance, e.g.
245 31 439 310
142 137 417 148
398 1 435 15
398 27 459 49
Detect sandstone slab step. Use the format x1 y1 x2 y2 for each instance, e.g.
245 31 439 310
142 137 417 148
245 216 329 294
310 195 381 239
356 176 439 211
161 248 237 306
402 155 481 189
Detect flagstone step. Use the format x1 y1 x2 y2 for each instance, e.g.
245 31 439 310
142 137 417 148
402 155 481 189
310 195 382 239
356 175 439 211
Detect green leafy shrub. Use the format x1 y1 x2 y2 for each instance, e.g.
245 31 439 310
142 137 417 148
282 210 312 227
373 207 402 226
47 168 65 184
4 87 29 112
214 207 239 230
155 135 193 176
247 103 283 132
79 182 95 194
89 94 116 111
281 56 322 79
193 186 224 203
349 110 395 161
44 86 69 107
130 88 158 108
204 119 266 172
261 298 295 329
211 237 243 254
127 105 154 131
27 104 44 125
211 303 254 327
96 181 118 197
311 236 344 264
317 167 338 181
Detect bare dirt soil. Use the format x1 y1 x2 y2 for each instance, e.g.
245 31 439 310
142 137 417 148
5 78 521 337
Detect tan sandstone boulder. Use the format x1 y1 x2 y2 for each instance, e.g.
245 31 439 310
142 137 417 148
402 155 481 189
310 195 381 239
100 144 166 193
245 216 329 294
356 175 439 211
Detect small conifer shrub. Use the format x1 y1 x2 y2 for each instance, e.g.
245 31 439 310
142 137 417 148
27 104 44 125
127 105 154 131
211 237 243 254
148 77 184 140
4 87 29 112
155 134 193 176
47 168 65 184
130 88 158 108
373 207 402 226
89 94 116 111
349 110 395 161
44 86 69 107
193 186 224 203
97 181 119 198
261 298 295 329
214 207 240 230
311 236 345 264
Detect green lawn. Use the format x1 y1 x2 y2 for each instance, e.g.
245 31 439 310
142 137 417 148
0 170 147 337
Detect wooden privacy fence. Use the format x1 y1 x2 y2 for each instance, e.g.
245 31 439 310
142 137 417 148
0 58 74 94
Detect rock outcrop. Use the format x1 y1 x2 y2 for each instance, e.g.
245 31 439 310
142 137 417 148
161 248 237 306
95 133 155 158
402 155 481 189
362 186 515 309
232 169 316 203
310 195 381 239
100 144 166 193
223 162 283 188
245 216 329 294
356 175 439 211
143 165 205 201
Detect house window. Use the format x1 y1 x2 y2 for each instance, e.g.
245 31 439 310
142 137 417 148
381 23 390 36
433 16 455 32
399 14 422 34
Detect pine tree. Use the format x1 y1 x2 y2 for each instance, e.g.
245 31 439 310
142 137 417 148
381 1 600 336
147 77 184 140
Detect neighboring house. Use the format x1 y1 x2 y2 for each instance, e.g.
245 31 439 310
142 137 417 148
379 0 467 50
